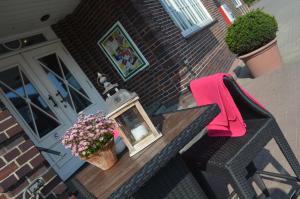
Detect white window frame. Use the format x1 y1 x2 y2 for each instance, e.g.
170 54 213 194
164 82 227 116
160 0 213 38
232 0 243 8
0 27 58 60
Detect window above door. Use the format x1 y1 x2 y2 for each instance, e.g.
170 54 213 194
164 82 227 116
160 0 213 37
0 34 47 56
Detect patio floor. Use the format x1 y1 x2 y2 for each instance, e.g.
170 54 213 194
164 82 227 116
179 0 300 197
232 62 300 199
227 0 300 198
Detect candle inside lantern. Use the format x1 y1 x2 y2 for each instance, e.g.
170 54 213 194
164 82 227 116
131 123 149 142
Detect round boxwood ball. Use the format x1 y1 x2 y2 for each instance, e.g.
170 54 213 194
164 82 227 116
225 9 278 56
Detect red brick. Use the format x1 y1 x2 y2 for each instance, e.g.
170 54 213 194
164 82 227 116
45 193 56 199
53 182 67 195
43 169 56 183
51 0 244 106
5 136 25 150
0 162 18 181
0 133 8 144
0 110 10 121
15 192 30 199
0 175 17 192
6 179 29 198
0 159 5 169
18 140 34 152
6 125 23 138
16 147 39 165
3 148 20 162
0 194 8 199
28 166 48 181
41 176 61 196
15 164 31 179
57 192 69 199
0 118 17 132
30 154 45 168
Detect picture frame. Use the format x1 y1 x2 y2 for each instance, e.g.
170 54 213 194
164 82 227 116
98 21 149 81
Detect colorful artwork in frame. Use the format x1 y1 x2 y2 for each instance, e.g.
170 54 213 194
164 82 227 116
98 21 149 81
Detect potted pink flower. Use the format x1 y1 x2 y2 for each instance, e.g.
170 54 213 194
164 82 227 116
61 112 118 170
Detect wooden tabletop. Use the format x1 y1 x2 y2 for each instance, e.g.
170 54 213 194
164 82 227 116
74 104 219 199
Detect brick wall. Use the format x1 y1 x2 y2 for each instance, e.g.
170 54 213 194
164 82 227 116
52 0 245 109
0 109 67 199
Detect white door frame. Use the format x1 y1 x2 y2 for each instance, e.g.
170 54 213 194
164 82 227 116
0 28 107 180
22 42 107 120
0 55 72 144
0 27 58 60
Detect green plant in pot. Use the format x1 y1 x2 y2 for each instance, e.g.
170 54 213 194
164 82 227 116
225 9 282 77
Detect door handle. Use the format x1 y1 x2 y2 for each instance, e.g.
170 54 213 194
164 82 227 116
55 91 65 103
55 91 67 108
48 95 58 107
36 146 61 156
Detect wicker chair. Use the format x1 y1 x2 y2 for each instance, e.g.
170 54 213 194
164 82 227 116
182 76 300 199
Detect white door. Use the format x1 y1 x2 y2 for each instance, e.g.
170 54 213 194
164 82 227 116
0 42 107 180
22 43 107 121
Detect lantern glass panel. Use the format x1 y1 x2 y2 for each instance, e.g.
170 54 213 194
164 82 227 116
115 106 151 145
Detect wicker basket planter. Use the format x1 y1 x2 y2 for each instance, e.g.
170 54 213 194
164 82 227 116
81 140 118 170
239 38 282 77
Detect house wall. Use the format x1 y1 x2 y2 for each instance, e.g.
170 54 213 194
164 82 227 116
0 107 67 199
0 0 248 198
52 0 244 110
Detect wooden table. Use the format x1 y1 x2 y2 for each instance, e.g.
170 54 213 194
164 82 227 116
74 104 219 199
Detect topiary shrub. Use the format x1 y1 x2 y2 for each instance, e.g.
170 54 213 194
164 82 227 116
243 0 256 6
225 10 278 56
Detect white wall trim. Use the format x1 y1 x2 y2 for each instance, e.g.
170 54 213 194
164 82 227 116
0 27 57 43
0 39 61 60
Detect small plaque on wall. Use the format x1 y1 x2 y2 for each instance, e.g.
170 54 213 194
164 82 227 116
98 21 149 81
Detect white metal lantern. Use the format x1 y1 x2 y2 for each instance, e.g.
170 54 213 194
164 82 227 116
98 73 162 156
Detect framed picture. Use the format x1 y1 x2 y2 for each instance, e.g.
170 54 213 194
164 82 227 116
98 21 149 81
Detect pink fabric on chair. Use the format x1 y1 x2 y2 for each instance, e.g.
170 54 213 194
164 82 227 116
190 73 246 137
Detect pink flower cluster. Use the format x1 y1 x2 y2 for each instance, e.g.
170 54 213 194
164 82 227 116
61 112 115 157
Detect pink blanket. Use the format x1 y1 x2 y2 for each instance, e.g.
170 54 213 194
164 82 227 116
190 73 246 137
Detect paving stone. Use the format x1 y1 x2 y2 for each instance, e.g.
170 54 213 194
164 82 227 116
227 1 300 196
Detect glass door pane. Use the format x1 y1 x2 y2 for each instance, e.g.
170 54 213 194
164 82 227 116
0 52 86 181
22 42 108 123
0 66 60 138
38 53 92 113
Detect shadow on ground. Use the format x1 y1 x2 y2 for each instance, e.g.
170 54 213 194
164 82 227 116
233 65 254 79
